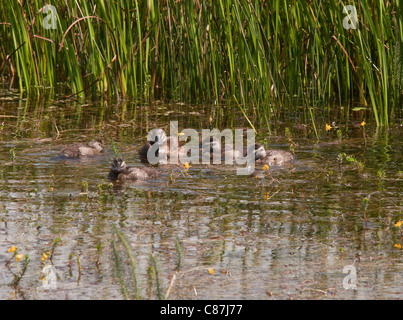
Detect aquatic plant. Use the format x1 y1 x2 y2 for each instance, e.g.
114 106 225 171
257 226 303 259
394 219 403 236
80 180 88 193
76 254 82 284
9 148 15 162
339 153 365 171
6 246 29 286
0 1 401 125
95 242 102 269
111 138 119 157
49 237 60 261
285 127 296 153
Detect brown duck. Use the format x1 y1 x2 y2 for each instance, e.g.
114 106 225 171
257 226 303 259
108 157 159 182
248 143 294 166
61 139 104 158
199 136 247 163
138 128 187 164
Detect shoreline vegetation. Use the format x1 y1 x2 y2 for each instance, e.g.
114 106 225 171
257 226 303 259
0 1 402 126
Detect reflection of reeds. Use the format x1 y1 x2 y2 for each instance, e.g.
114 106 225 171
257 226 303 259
112 226 185 300
112 226 141 300
175 236 183 271
0 1 400 125
149 253 162 300
112 238 129 300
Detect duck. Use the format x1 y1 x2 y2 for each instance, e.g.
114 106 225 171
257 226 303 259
138 128 187 164
60 139 103 158
248 143 294 166
107 157 159 182
199 136 246 163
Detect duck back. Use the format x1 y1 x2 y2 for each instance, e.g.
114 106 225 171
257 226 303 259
61 140 103 158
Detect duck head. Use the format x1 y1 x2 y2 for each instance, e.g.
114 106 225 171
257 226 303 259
148 128 167 146
110 157 127 173
89 139 104 151
248 143 267 160
200 136 221 153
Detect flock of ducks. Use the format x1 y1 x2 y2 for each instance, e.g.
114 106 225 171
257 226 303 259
60 128 294 182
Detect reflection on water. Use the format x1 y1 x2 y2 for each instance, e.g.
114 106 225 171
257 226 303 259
0 97 402 299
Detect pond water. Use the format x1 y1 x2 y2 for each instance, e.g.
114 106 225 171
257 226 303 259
0 95 402 300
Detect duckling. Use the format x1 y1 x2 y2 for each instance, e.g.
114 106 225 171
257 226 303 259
108 157 159 182
199 136 245 163
199 136 220 161
61 139 103 158
138 128 187 164
248 143 294 166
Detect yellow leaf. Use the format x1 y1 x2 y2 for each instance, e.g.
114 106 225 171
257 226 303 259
325 124 331 131
41 253 48 261
208 268 214 275
394 243 402 249
361 121 366 127
395 221 403 228
184 162 190 170
16 254 23 262
263 164 269 171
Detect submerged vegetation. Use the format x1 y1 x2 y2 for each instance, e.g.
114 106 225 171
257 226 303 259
0 0 402 126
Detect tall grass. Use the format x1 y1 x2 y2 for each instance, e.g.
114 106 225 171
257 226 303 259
0 0 401 126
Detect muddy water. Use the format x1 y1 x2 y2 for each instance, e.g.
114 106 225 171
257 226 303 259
0 97 402 300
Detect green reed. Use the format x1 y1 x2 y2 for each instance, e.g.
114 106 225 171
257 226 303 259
0 0 401 126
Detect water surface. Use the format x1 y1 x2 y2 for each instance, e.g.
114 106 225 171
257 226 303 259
0 96 402 299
